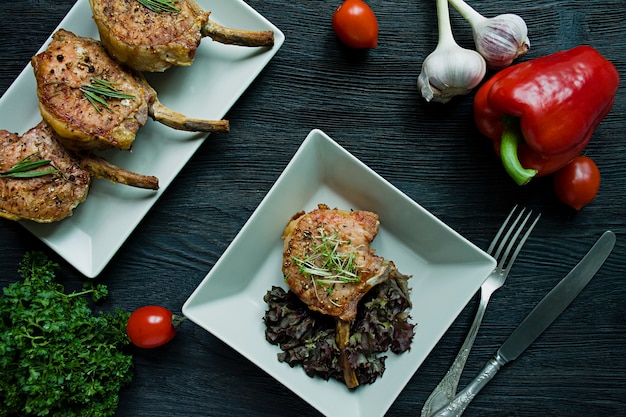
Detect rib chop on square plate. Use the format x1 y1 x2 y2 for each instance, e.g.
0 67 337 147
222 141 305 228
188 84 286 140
282 204 398 388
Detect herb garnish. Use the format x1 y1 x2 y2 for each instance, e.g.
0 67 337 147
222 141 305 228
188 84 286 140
0 252 133 417
136 0 181 13
292 227 360 286
0 152 58 178
80 77 135 114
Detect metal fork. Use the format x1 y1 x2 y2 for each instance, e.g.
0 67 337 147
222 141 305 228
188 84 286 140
420 206 541 417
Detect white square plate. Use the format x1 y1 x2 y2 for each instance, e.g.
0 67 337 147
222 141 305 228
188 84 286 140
0 0 284 277
182 129 496 417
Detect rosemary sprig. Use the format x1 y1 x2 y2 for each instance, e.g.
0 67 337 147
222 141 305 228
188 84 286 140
292 228 360 286
80 78 135 114
136 0 180 13
0 153 59 178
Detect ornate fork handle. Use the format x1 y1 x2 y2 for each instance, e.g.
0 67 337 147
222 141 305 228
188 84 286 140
430 354 506 417
420 293 491 416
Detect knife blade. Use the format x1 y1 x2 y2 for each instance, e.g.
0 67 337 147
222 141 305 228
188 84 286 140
430 230 616 417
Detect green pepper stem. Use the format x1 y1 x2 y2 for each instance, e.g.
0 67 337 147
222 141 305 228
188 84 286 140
500 117 538 185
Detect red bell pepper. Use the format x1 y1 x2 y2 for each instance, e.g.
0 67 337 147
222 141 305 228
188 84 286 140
474 46 619 185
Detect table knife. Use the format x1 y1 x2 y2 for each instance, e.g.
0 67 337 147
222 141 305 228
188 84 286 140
430 230 616 417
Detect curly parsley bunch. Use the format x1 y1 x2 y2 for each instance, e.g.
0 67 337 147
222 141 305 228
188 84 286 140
0 252 133 417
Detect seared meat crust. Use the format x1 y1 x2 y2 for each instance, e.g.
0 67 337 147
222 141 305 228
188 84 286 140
31 29 228 152
0 121 159 223
32 29 153 151
282 204 401 388
0 121 90 222
91 0 205 73
282 204 396 322
90 0 275 72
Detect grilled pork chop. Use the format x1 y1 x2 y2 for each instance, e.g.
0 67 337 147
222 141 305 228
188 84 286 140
90 0 275 72
282 204 397 388
0 121 158 223
31 29 229 152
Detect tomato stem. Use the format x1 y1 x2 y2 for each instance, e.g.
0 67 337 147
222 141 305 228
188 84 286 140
171 314 187 330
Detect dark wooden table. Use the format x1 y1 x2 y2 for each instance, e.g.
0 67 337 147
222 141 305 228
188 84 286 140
1 1 625 416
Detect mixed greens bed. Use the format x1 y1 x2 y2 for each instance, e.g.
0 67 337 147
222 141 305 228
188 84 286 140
0 252 133 417
263 272 415 386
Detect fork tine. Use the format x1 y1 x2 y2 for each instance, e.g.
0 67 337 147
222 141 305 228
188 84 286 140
487 205 522 256
497 210 532 270
501 211 541 275
492 207 526 261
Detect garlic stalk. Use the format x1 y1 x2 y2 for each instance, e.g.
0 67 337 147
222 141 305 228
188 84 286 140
418 0 486 103
448 0 530 69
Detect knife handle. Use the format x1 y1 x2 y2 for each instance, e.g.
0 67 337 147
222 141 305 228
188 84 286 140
431 354 506 417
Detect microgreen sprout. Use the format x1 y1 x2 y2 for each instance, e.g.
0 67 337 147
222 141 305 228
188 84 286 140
292 227 361 288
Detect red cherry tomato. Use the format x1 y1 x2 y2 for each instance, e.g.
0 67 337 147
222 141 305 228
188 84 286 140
553 156 601 211
332 0 379 49
127 306 185 348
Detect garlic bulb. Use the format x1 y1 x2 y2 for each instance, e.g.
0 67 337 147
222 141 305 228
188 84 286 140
418 0 486 103
448 0 530 69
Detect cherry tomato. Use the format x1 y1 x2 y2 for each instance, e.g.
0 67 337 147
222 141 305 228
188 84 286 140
332 0 379 49
127 306 186 348
553 156 601 211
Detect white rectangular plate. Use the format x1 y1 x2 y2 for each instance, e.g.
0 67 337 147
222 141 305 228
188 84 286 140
0 0 284 277
183 129 496 417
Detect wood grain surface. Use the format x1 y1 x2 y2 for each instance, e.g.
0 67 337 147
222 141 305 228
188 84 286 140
1 1 625 416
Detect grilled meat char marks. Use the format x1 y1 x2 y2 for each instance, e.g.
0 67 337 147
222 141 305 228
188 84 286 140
282 204 396 322
0 121 90 223
32 29 151 151
90 0 275 73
